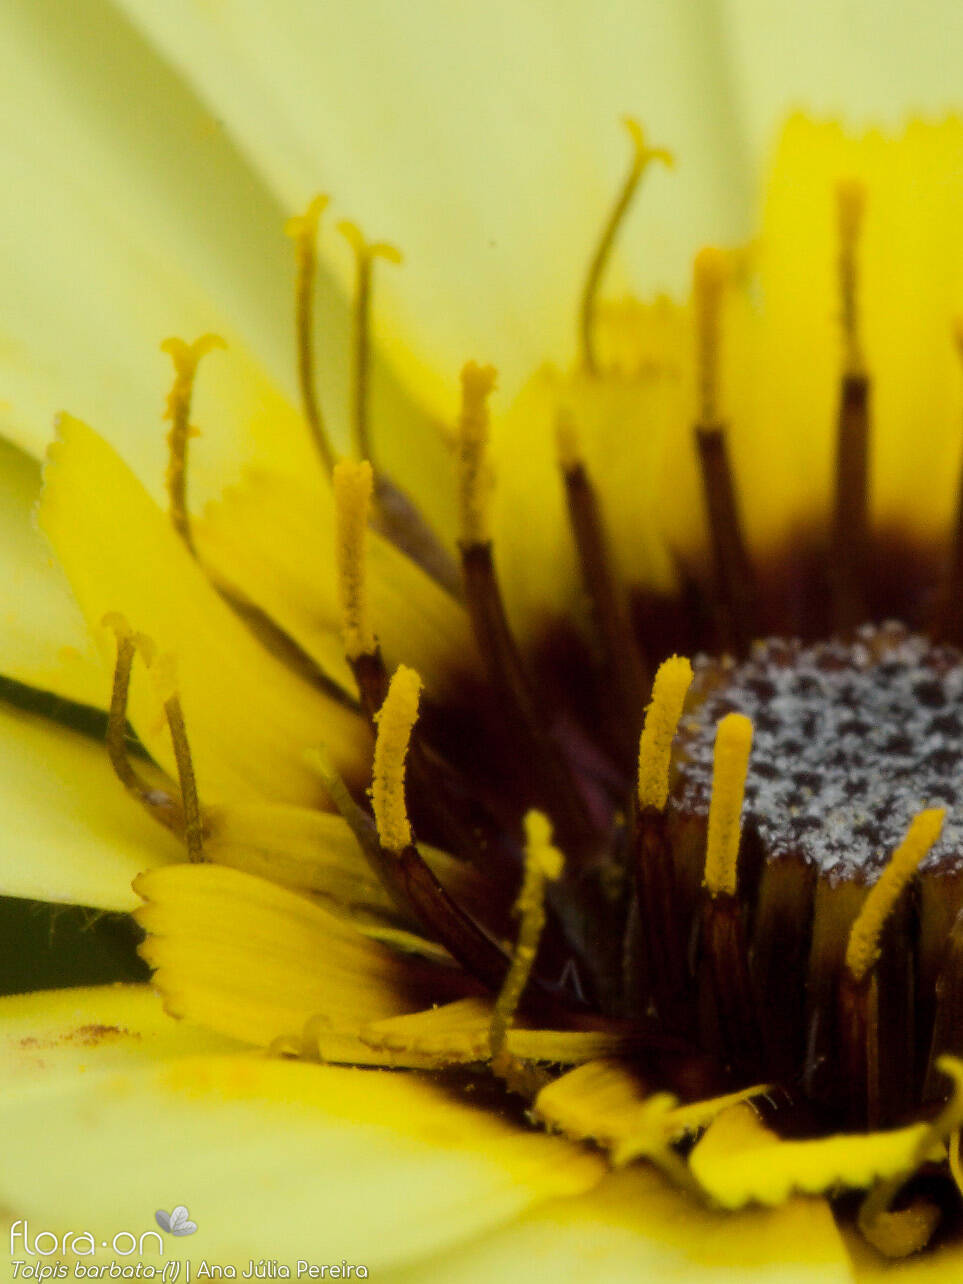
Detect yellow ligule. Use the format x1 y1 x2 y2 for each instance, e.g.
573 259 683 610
693 246 728 425
370 664 423 853
691 1110 943 1211
535 1058 768 1157
636 655 694 811
337 220 403 461
361 998 634 1068
489 810 564 1061
535 1059 650 1147
284 194 336 474
845 808 945 983
580 117 674 373
161 333 225 554
662 1084 773 1144
333 459 376 660
837 177 867 376
703 712 753 897
455 360 498 546
690 1058 963 1246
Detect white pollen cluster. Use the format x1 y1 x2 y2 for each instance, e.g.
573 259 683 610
672 623 963 880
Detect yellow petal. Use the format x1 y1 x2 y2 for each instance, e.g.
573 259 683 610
41 414 368 805
196 468 476 698
135 863 473 1055
0 983 239 1091
690 1103 944 1210
736 116 963 550
361 998 637 1067
206 802 495 938
204 801 398 913
534 1057 770 1155
0 438 105 706
0 0 321 492
493 336 698 631
0 1050 605 1272
384 1163 854 1284
115 0 751 415
533 1057 651 1146
0 703 180 910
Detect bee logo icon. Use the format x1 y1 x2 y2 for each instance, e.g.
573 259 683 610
155 1206 198 1236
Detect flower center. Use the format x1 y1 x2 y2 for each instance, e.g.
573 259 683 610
663 623 963 1130
674 624 963 878
104 118 963 1258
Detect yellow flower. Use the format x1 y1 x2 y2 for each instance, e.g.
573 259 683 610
6 2 963 1280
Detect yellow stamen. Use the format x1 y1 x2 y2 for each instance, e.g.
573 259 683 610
859 1055 963 1257
284 195 337 474
333 458 376 660
161 333 225 555
703 712 753 897
580 117 673 374
846 808 945 983
338 220 403 461
636 655 694 811
837 178 867 376
693 246 728 425
489 811 564 1061
455 361 498 546
371 664 423 853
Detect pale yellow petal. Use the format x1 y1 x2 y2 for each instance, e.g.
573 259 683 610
0 703 180 911
491 356 689 634
0 1051 605 1271
135 863 472 1054
204 801 398 913
0 984 240 1092
205 801 492 927
40 415 368 805
0 439 106 706
384 1163 854 1284
0 0 325 494
116 0 751 420
196 468 477 698
722 0 963 165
